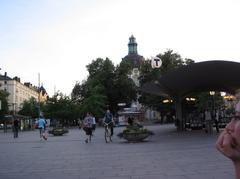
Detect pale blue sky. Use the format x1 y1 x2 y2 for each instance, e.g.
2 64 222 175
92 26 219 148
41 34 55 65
1 0 240 96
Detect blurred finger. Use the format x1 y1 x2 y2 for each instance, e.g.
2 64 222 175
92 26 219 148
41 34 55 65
216 130 227 149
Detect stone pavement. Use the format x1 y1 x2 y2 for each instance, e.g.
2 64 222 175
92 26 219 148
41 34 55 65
0 124 235 179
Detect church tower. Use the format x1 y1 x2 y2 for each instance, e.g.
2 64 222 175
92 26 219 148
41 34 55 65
128 35 138 54
122 35 144 86
122 35 144 69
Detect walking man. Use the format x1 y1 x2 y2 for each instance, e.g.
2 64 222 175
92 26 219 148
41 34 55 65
205 108 213 134
38 115 46 140
13 118 19 138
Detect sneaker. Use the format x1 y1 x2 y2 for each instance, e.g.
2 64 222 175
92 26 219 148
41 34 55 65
85 139 88 143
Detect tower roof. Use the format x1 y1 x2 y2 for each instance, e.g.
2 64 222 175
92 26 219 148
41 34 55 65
122 35 144 68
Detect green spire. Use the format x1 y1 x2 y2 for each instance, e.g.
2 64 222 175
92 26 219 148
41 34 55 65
128 35 138 54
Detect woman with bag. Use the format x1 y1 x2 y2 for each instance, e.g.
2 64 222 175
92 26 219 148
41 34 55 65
83 113 93 143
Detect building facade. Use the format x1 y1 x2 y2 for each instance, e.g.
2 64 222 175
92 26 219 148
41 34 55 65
0 72 48 113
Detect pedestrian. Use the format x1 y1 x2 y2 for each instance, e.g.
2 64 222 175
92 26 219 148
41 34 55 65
91 114 96 131
83 113 93 143
128 116 133 126
104 109 114 136
235 99 240 116
204 108 213 134
215 109 220 133
34 118 38 129
78 118 82 129
13 118 19 138
38 115 47 140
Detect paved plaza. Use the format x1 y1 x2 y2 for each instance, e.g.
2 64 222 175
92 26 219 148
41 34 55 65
0 124 235 179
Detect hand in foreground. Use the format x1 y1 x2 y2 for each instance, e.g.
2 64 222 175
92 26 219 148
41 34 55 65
216 129 240 162
216 119 240 179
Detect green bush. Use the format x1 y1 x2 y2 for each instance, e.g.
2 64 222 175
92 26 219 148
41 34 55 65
117 124 154 141
48 127 69 136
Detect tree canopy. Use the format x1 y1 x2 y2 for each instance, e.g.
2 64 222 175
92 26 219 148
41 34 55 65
139 49 195 112
18 97 40 118
0 90 9 118
71 58 137 116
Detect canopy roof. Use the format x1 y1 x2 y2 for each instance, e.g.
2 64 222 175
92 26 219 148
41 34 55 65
142 60 240 97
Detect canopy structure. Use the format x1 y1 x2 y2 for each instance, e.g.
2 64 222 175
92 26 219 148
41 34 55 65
142 60 240 97
141 60 240 130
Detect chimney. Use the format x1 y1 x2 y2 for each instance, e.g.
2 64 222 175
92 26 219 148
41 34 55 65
13 76 21 82
4 72 7 77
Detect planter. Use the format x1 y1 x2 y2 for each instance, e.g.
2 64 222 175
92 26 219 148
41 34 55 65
118 124 154 142
48 127 68 136
122 132 150 142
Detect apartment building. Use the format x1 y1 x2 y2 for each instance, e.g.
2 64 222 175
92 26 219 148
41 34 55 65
0 72 48 112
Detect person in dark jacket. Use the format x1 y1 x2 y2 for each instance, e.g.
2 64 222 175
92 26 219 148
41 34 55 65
13 118 19 138
104 110 114 136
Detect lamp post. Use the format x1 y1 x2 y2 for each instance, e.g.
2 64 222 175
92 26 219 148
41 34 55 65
209 91 215 118
209 91 220 133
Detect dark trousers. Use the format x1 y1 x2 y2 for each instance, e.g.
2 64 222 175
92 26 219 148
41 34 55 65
215 120 219 133
13 127 18 138
105 122 114 136
110 123 114 136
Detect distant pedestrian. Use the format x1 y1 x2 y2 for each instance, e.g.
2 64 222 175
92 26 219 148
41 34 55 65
38 115 47 140
104 110 114 136
215 109 220 133
13 118 19 138
205 109 213 134
235 100 240 116
83 113 93 143
128 116 133 126
91 114 96 131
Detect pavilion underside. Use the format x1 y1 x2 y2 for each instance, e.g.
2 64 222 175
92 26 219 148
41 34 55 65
141 60 240 130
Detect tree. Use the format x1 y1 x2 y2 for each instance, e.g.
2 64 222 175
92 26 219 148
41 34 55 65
43 93 79 126
71 81 88 104
0 90 9 118
72 58 138 115
139 49 194 113
79 84 107 119
195 91 224 112
114 60 137 108
18 97 40 118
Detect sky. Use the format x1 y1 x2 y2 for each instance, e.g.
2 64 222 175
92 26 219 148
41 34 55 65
1 0 240 97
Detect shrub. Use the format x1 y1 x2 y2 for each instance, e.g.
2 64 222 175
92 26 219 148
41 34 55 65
117 124 154 141
48 127 69 136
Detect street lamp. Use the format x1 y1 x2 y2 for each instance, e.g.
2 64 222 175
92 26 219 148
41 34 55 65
209 91 215 96
209 91 215 120
220 92 226 97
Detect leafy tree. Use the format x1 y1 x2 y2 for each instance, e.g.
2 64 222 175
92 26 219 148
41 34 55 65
195 91 224 112
87 58 116 110
71 81 87 104
79 84 107 119
18 97 40 118
139 49 194 114
114 60 137 108
0 90 9 118
43 93 79 126
72 57 138 115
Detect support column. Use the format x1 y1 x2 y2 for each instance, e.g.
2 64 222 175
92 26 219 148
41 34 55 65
174 96 184 131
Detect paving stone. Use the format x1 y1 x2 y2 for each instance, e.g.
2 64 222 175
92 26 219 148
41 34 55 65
0 125 234 179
